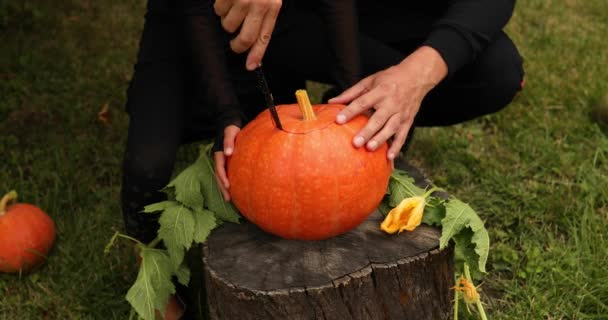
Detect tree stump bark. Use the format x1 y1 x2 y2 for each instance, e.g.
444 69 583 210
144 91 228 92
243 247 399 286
201 161 454 320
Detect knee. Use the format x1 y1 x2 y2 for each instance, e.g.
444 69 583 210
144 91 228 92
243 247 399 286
476 32 525 110
120 144 177 242
122 143 177 192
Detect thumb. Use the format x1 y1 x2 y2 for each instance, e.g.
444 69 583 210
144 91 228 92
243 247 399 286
223 125 241 156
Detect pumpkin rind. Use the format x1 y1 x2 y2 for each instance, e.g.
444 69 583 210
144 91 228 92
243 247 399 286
227 104 392 240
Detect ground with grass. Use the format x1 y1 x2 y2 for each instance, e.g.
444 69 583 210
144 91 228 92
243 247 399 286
1 0 607 319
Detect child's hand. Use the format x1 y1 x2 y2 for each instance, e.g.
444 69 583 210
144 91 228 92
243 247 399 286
214 125 241 201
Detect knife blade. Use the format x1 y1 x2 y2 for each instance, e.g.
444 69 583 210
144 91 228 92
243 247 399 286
254 65 283 130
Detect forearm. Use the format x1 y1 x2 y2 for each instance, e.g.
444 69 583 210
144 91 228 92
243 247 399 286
315 0 361 88
423 0 516 75
182 0 245 127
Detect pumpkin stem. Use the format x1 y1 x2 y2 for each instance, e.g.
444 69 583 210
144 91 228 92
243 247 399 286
296 89 317 121
0 190 18 215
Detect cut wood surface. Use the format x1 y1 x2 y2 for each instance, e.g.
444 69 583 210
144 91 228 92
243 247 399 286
202 161 454 320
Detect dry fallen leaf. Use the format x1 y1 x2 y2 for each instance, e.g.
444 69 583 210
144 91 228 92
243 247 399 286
98 102 111 124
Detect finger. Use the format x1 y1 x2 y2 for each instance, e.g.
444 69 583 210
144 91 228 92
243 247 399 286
214 152 231 201
244 2 280 70
230 3 268 54
214 0 233 17
215 171 231 201
214 152 230 189
351 106 392 147
365 113 402 151
223 125 241 156
387 123 411 160
336 84 385 125
221 1 249 34
328 76 373 105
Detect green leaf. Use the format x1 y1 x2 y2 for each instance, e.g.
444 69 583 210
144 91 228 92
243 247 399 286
453 228 483 277
378 195 392 216
388 169 426 207
422 197 446 226
440 199 490 273
158 205 195 269
167 162 205 211
142 201 179 213
197 148 240 223
126 247 175 320
192 209 218 243
175 262 191 286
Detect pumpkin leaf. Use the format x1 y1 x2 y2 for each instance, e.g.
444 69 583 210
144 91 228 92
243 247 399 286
440 199 489 273
197 146 240 223
142 201 179 214
167 162 205 211
158 205 195 269
175 262 191 286
453 228 483 278
378 195 392 216
126 247 175 320
422 197 446 226
192 209 217 244
387 169 426 207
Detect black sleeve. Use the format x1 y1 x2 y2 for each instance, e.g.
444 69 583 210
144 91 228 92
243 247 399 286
181 0 246 134
315 0 362 88
423 0 516 76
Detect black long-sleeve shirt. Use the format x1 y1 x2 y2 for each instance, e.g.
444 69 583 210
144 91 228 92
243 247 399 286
179 0 516 130
424 0 516 76
357 0 516 76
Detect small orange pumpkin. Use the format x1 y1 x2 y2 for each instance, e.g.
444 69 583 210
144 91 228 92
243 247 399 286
0 191 56 273
227 90 392 240
156 295 184 320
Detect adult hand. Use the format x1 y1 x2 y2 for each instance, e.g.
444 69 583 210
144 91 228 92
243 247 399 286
214 0 282 71
214 125 241 201
329 46 448 160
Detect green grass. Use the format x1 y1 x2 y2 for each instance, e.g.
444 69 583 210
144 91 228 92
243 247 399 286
1 0 607 319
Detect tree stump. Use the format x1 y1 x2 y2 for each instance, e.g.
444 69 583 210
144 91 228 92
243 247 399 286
201 161 454 320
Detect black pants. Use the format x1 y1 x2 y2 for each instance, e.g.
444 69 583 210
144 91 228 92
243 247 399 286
121 2 524 242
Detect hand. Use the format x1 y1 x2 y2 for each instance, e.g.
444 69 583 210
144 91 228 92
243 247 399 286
329 46 448 160
214 125 241 201
214 0 282 70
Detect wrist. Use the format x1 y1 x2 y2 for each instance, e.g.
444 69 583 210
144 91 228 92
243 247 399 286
397 45 448 90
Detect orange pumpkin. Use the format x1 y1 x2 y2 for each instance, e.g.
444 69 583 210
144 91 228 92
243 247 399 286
227 90 392 240
156 295 184 320
0 191 56 273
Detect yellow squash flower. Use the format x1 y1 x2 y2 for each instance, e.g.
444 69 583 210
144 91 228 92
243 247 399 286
380 187 439 234
381 196 425 233
453 276 480 304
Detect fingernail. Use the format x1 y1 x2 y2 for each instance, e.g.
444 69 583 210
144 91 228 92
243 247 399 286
353 136 365 147
224 147 233 156
247 62 257 70
367 140 378 150
387 152 396 160
336 114 346 124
